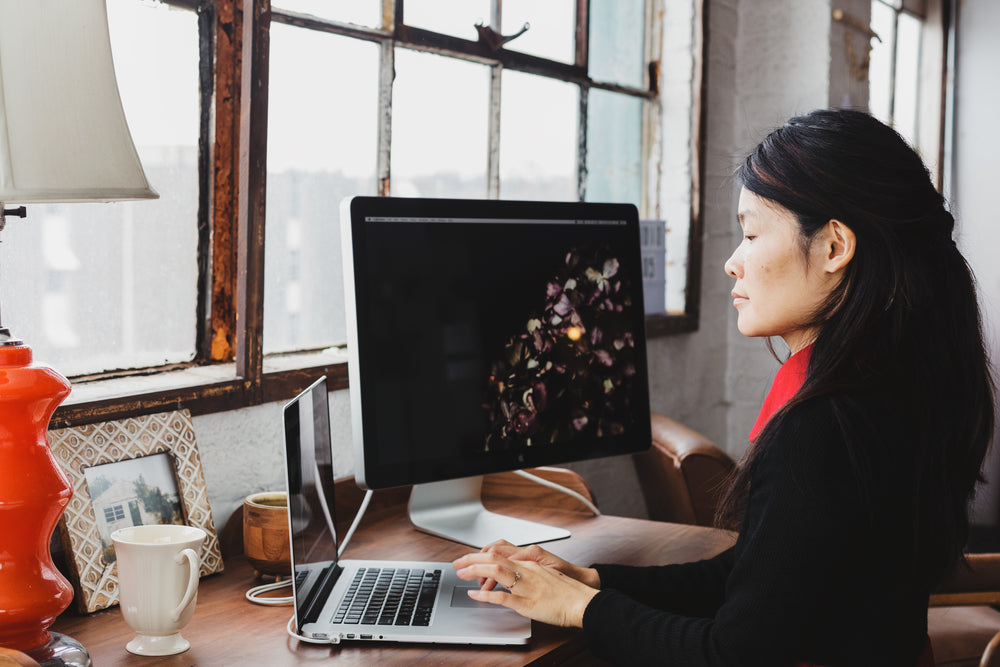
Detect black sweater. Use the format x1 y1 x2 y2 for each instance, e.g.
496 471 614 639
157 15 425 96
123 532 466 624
582 395 930 666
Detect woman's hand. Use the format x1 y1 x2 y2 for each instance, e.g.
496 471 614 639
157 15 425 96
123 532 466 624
469 540 601 589
451 540 601 627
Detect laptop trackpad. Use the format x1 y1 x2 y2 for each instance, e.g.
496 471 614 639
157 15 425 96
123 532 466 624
450 586 510 609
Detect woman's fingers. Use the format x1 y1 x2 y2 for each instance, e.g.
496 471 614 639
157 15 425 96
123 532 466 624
457 558 598 627
481 539 515 552
454 554 520 590
477 540 516 589
466 586 513 604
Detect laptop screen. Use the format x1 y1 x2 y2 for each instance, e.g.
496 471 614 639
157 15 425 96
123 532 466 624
283 376 342 629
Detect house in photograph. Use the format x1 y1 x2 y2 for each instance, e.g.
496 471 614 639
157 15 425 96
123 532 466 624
90 479 169 551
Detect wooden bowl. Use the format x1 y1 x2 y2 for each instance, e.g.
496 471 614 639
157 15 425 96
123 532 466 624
243 492 291 578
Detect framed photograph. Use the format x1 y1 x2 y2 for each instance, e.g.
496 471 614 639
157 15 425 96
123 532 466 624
50 409 224 613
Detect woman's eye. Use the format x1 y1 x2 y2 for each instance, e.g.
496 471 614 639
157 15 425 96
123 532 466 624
743 235 756 242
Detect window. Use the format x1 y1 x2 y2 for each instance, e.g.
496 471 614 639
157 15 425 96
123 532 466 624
104 504 126 522
264 0 702 340
263 23 379 354
263 0 668 352
0 0 200 377
869 0 946 180
47 0 704 427
870 0 924 144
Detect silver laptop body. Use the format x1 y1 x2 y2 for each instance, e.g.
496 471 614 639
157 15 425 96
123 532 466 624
283 376 531 646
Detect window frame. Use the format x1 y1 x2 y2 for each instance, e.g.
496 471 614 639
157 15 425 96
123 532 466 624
871 0 926 132
52 0 705 428
869 0 948 188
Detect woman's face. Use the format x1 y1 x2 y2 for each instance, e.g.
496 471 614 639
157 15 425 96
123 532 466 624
724 188 840 354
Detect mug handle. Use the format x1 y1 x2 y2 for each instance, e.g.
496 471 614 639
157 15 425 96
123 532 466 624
171 548 201 623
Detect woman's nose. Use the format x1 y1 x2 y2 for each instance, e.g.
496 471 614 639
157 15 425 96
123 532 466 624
724 248 742 279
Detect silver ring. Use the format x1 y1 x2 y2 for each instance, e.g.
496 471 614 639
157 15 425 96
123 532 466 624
509 571 521 590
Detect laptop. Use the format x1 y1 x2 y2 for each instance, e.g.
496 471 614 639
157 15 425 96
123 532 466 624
282 376 532 645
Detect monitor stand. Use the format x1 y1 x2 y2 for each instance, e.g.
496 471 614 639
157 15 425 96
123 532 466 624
408 476 571 549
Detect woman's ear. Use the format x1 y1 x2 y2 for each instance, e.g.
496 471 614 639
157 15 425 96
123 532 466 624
823 219 856 274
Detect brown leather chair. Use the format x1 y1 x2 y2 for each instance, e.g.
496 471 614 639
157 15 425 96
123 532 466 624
633 413 735 526
930 553 1000 666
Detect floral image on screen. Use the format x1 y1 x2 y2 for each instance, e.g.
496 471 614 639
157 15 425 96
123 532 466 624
484 243 638 452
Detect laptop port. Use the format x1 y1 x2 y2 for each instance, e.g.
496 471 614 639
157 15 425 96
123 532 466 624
360 634 373 640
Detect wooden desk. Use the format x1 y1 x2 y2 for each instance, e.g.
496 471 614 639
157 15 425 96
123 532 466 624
52 488 735 666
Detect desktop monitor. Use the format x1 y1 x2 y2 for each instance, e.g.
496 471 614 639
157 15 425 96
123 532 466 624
341 196 652 547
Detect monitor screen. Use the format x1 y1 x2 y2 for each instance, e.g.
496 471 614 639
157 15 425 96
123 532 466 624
342 196 652 491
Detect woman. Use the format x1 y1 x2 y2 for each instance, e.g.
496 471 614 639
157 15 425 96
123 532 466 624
452 109 995 665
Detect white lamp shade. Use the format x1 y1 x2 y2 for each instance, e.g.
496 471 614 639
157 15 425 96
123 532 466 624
0 0 158 203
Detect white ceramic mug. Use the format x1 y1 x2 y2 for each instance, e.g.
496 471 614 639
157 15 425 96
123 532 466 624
112 524 206 656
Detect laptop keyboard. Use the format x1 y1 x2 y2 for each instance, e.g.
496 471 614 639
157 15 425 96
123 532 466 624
332 567 442 627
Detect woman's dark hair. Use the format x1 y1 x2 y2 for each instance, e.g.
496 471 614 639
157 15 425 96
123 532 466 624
715 108 994 585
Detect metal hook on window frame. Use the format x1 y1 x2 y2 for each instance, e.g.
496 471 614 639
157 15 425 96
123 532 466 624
474 21 530 51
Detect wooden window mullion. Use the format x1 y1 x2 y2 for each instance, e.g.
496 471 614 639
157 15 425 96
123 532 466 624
209 0 242 364
194 3 215 362
236 0 270 400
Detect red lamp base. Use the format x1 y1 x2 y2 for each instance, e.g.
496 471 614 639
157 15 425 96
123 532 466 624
0 343 89 666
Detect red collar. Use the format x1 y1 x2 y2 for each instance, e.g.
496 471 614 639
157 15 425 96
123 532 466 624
748 344 812 442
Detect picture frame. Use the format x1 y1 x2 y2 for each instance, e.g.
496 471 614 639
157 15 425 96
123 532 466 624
50 409 224 613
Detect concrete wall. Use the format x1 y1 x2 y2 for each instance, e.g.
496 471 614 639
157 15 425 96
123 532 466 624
952 0 1000 524
192 390 355 538
189 0 894 535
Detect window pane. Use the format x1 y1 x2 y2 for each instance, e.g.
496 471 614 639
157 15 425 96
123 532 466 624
264 26 379 354
404 0 490 41
271 0 381 28
502 0 575 64
499 70 578 201
869 1 896 124
585 89 642 205
892 12 922 145
0 0 199 377
391 49 490 198
589 0 646 88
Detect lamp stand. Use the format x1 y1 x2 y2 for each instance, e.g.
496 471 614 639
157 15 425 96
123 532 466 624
0 212 91 666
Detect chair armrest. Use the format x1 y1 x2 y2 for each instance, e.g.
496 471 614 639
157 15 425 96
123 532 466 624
633 414 735 526
982 628 1000 667
931 553 1000 607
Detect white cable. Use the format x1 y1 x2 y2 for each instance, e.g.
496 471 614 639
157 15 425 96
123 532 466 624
314 462 338 545
286 615 333 644
246 488 372 607
513 469 601 516
245 579 293 605
338 488 373 557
